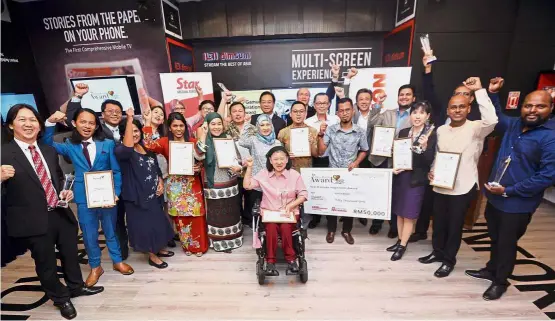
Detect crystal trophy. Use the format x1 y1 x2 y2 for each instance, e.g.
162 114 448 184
411 124 435 154
57 174 75 208
217 82 236 103
488 156 511 187
420 34 437 65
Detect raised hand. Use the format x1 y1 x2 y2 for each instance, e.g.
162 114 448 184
195 84 203 98
334 86 345 99
1 165 15 182
376 92 387 104
319 122 328 136
488 77 505 93
47 111 67 123
126 107 134 119
329 62 341 80
74 83 89 97
142 107 152 124
463 77 483 91
222 91 233 103
346 68 358 79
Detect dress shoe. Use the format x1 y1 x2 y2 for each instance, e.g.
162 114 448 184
465 268 494 282
386 240 401 252
326 232 335 243
265 263 279 276
358 218 368 226
483 284 508 301
369 224 381 235
418 253 442 264
157 250 175 258
54 301 77 320
70 286 104 298
434 264 454 278
341 232 354 245
387 228 398 239
167 239 177 248
391 245 407 261
148 258 168 269
408 232 427 243
85 266 104 287
113 262 134 275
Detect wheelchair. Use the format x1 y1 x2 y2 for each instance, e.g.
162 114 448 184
252 200 308 285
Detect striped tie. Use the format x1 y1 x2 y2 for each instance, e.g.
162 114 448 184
28 145 58 208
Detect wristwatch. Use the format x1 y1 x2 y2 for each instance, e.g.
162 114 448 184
502 192 508 198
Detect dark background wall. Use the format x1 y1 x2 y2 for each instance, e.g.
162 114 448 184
409 0 555 112
179 0 396 38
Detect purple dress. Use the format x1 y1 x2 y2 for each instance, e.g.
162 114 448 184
391 171 426 220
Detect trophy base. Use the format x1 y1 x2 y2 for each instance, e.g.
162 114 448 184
425 56 437 65
57 200 69 208
488 182 501 187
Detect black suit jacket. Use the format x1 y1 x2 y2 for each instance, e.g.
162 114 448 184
1 140 77 237
397 127 437 187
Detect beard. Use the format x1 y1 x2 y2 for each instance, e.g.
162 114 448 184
522 115 548 128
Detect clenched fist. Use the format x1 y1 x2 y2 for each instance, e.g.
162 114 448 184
319 122 328 136
488 77 505 93
1 165 15 182
463 77 482 91
47 111 67 123
329 63 341 80
74 83 89 97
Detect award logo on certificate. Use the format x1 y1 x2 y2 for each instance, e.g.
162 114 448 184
261 209 297 224
214 138 239 168
393 138 413 170
290 127 311 157
489 156 511 187
431 152 462 190
84 170 116 208
169 141 194 175
370 126 396 157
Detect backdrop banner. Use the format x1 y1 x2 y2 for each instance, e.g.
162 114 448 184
348 67 412 110
14 0 169 113
159 72 214 118
194 36 384 91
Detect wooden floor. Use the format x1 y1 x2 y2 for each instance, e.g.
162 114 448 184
2 202 554 320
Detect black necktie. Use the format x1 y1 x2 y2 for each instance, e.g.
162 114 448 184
82 142 92 167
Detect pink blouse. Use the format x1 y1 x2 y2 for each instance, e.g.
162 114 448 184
250 169 308 211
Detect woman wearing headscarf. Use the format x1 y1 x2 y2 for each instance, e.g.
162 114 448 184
238 114 282 225
196 113 243 252
142 111 208 257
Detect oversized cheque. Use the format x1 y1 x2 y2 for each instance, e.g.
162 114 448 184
301 168 392 220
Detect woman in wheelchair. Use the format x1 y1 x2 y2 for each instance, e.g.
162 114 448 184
243 146 308 275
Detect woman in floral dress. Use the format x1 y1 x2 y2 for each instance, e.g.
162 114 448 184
142 110 208 256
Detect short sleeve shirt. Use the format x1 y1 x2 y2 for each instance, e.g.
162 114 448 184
323 123 369 168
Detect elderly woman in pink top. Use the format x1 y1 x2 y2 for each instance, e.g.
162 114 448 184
243 146 308 275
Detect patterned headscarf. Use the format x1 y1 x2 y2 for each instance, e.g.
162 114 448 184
255 114 276 145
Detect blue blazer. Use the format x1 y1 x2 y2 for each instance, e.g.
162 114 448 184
43 126 122 205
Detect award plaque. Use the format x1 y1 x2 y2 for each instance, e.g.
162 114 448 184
420 34 437 65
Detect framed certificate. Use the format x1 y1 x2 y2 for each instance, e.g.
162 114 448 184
431 151 462 190
169 141 194 175
393 138 413 170
214 138 238 168
261 209 297 224
370 126 396 157
84 170 116 209
290 127 311 157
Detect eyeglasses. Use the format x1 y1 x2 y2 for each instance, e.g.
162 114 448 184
104 110 122 115
202 107 215 112
314 102 330 106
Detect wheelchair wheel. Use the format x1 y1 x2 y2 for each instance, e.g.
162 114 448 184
256 260 265 285
299 259 308 283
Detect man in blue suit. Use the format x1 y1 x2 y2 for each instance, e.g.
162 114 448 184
44 108 134 287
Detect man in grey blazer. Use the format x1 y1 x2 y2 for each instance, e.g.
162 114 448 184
367 84 416 237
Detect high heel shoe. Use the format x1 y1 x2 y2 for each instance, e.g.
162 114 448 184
391 245 407 261
148 258 168 269
386 240 400 252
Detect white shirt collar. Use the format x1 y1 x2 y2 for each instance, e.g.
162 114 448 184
14 137 39 151
104 123 119 131
83 137 94 144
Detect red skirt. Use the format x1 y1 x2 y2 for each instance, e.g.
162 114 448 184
174 216 208 254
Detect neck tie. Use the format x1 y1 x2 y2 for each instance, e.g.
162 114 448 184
28 145 58 208
82 141 92 167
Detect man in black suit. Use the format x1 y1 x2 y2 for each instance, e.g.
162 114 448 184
250 91 286 136
1 104 103 319
63 85 130 259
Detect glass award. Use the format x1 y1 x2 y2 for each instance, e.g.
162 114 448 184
217 82 236 103
411 124 435 154
420 34 437 65
57 174 75 208
489 156 511 187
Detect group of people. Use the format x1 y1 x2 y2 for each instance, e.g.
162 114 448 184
1 50 554 319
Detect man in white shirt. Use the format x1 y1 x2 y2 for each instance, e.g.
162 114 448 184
304 93 339 229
